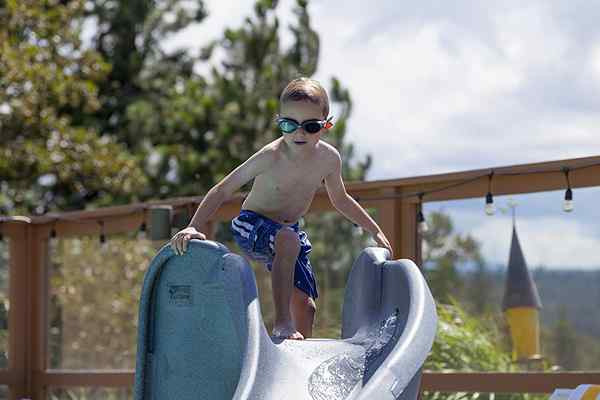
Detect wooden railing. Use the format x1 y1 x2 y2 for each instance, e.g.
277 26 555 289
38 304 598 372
2 154 600 399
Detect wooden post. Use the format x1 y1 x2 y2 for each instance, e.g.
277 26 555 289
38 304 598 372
375 188 402 259
29 226 49 399
400 199 420 266
375 188 421 265
198 220 218 241
8 222 28 400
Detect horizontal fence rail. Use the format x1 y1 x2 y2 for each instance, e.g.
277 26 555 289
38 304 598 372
29 371 600 393
422 372 600 393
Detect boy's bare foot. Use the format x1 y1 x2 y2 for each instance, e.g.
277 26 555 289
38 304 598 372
272 324 304 340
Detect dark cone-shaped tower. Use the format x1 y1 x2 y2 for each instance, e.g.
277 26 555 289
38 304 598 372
502 226 542 310
502 225 543 362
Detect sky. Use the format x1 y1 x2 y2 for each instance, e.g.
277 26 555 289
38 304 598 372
161 0 600 269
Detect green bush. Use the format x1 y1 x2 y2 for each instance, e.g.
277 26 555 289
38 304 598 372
423 300 546 400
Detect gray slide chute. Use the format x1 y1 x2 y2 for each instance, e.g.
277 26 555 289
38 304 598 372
134 240 437 400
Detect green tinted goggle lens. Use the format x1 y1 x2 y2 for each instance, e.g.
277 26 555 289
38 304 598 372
277 118 323 134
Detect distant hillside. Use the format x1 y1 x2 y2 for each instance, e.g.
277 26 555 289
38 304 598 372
531 268 600 337
459 267 600 338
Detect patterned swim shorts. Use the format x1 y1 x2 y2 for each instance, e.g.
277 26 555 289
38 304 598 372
231 209 318 299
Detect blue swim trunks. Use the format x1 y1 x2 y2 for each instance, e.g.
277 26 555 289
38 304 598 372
231 209 318 300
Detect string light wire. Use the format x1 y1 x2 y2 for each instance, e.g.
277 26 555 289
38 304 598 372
562 167 574 212
485 171 496 216
1 160 598 238
352 161 599 204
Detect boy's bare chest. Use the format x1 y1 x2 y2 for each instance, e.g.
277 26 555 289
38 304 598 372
261 158 326 193
243 148 333 222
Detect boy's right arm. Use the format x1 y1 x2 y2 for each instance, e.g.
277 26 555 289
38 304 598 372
170 147 276 255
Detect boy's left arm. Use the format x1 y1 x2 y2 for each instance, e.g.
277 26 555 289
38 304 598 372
323 154 394 258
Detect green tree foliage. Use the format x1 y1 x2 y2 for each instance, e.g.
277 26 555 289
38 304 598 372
550 306 580 370
422 211 490 307
423 301 540 400
0 239 8 369
426 302 512 372
0 0 148 214
48 234 158 370
85 0 208 141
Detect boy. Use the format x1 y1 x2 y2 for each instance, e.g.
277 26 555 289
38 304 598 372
170 77 393 340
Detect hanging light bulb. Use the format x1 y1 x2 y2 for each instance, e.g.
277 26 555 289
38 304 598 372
417 193 428 233
485 192 496 215
352 222 363 235
418 210 428 233
137 221 147 240
485 171 496 216
563 188 573 212
562 167 574 212
99 220 108 252
49 224 58 248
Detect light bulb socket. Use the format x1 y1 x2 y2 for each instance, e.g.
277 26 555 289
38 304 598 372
98 220 106 244
485 192 494 204
417 210 425 223
564 188 573 201
50 228 57 239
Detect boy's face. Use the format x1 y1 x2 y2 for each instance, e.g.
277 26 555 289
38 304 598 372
279 100 328 149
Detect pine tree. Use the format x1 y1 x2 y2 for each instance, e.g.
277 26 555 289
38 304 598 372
0 0 147 214
552 306 580 370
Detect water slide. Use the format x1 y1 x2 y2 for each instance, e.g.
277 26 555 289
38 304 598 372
133 240 437 400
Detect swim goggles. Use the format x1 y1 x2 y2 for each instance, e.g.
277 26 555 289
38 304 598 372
276 115 334 134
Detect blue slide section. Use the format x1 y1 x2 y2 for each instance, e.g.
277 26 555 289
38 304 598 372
134 240 437 399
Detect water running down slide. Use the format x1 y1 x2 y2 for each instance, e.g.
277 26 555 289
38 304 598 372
134 240 437 400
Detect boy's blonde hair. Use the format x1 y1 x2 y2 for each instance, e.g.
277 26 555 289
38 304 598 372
280 77 329 118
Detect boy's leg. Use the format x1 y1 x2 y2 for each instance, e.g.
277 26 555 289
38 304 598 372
271 227 304 340
290 287 316 338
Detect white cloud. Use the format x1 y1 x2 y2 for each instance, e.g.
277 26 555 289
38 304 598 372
311 18 526 178
434 208 600 269
162 1 253 51
589 41 600 88
305 0 599 179
492 3 569 70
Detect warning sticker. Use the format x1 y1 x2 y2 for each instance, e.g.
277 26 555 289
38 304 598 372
168 284 193 306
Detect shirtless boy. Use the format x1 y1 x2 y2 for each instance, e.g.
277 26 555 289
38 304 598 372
169 77 393 340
